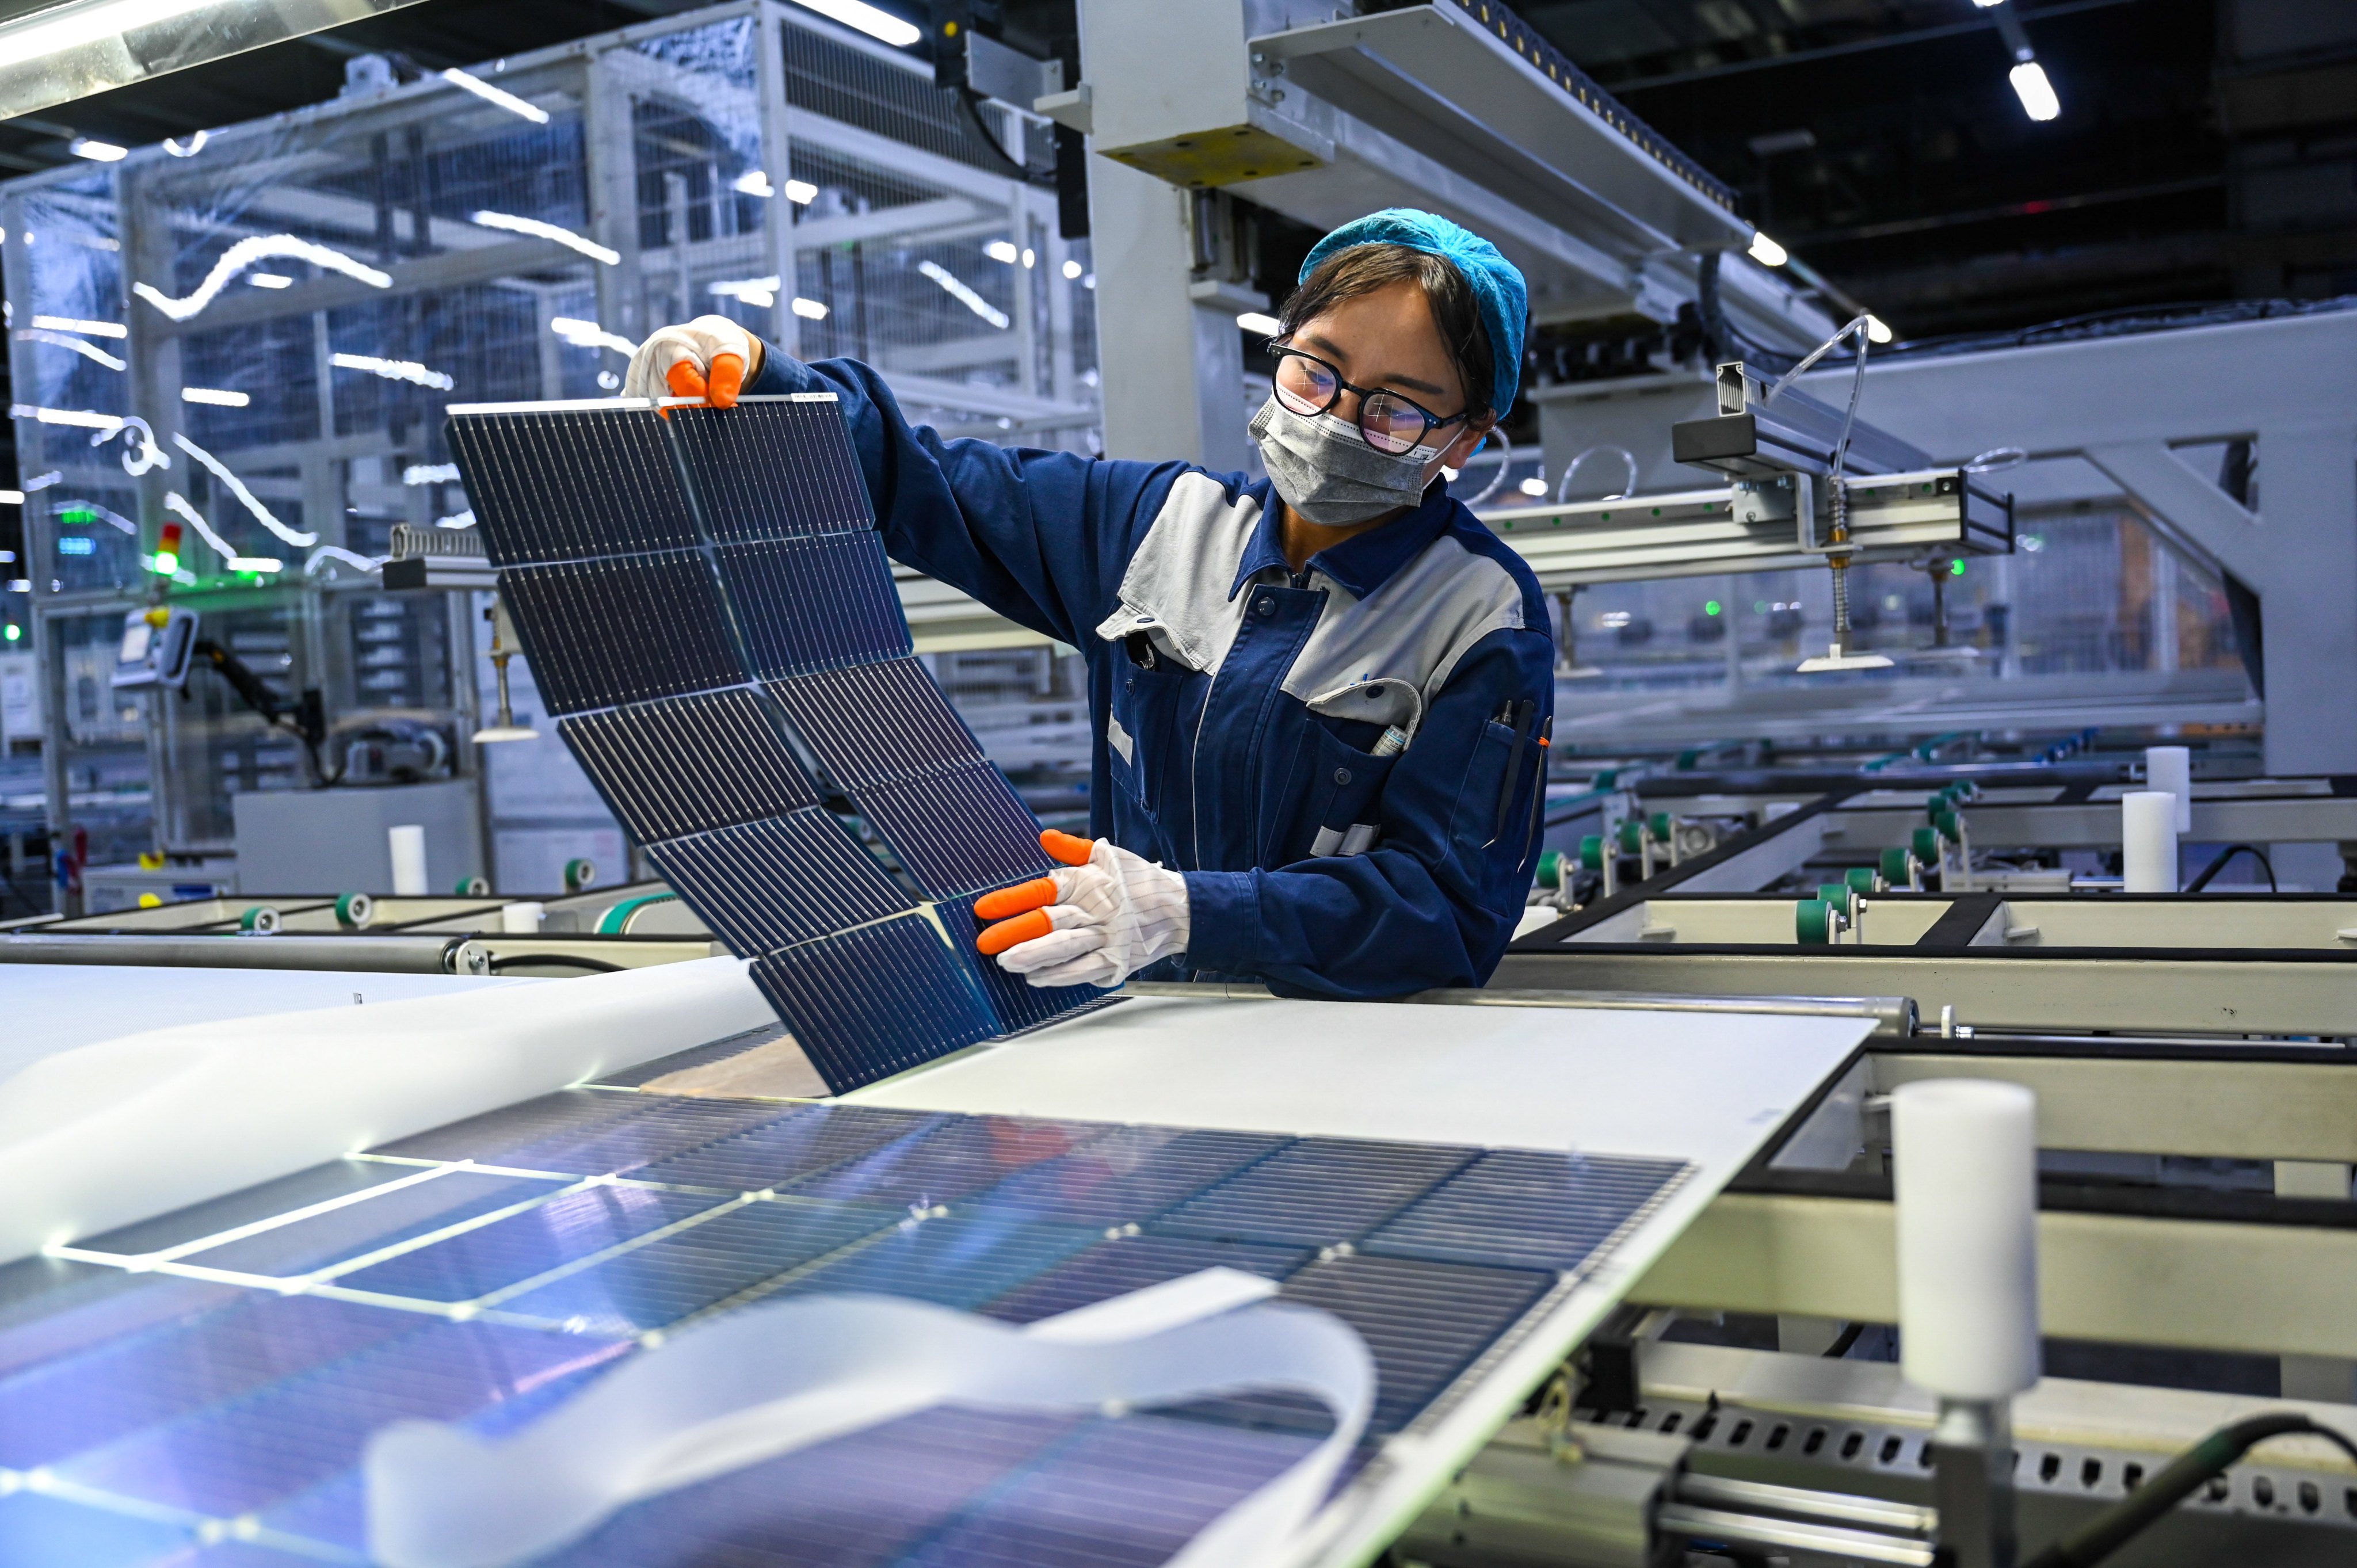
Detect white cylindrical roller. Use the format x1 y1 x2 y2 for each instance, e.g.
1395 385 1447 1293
388 825 429 896
501 901 545 934
1893 1078 2041 1400
2120 790 2178 892
2144 745 2192 832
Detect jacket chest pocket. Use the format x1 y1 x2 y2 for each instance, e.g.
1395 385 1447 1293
1447 718 1519 852
1270 720 1402 863
1109 657 1190 808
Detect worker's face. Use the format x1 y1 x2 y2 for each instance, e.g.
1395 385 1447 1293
1283 279 1497 481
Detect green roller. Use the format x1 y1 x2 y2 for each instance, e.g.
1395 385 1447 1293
1935 808 1963 841
1913 826 1942 861
1535 849 1563 888
1795 899 1835 944
597 892 681 935
1649 811 1673 839
238 905 280 934
1593 768 1619 788
453 875 490 897
1816 882 1853 915
1927 792 1948 820
1579 835 1605 871
1618 820 1643 853
1845 867 1878 896
563 857 597 893
334 891 373 928
1880 846 1912 883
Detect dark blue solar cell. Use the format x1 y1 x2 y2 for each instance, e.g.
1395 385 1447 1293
1155 1139 1474 1247
373 1093 795 1180
334 1187 725 1306
182 1170 568 1280
962 1127 1288 1228
950 906 1110 1036
767 657 981 788
787 1115 1112 1208
559 686 819 843
53 1312 626 1523
981 1234 1310 1326
500 551 742 715
1363 1150 1692 1273
666 396 873 542
0 1293 414 1470
1276 1253 1553 1436
635 1105 941 1193
449 406 697 566
548 1406 1082 1568
855 760 1052 900
749 918 997 1093
648 808 913 956
68 1158 421 1261
768 1216 1100 1312
496 1199 900 1335
715 532 911 678
0 1259 241 1386
895 1411 1322 1568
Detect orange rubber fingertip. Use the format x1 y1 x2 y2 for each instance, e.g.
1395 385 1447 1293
708 352 745 408
976 907 1053 956
666 361 709 398
973 876 1057 921
1040 828 1095 867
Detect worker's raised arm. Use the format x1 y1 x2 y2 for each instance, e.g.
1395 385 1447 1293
1177 623 1557 1000
627 316 1196 648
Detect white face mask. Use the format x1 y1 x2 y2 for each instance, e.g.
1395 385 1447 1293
1248 396 1435 526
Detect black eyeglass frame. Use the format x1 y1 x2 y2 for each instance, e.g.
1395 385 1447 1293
1265 341 1473 455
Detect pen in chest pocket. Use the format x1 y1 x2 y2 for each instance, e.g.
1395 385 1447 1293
1311 724 1409 859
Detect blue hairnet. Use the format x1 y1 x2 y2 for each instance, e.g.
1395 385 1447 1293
1299 208 1528 415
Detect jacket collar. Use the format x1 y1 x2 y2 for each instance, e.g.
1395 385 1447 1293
1227 482 1460 601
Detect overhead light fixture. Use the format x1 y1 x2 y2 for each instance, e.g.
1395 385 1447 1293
917 260 1009 329
331 351 456 391
472 209 619 265
791 296 830 321
161 129 207 157
1865 315 1895 345
69 138 126 162
550 316 637 355
983 240 1018 264
33 314 125 338
133 233 390 320
440 67 548 125
247 272 292 288
783 178 818 204
181 386 247 406
1062 259 1084 280
788 0 921 48
2009 61 2061 121
13 403 120 429
404 463 461 486
1235 310 1280 337
173 432 315 544
1747 231 1789 268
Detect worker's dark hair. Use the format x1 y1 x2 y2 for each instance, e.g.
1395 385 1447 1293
1276 243 1497 421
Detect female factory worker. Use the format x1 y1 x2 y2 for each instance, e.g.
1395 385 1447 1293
625 209 1553 1001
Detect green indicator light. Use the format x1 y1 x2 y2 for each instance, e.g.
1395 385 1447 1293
1950 559 1966 576
152 550 178 574
1704 600 1721 616
1753 600 1768 613
60 506 95 526
2 624 17 641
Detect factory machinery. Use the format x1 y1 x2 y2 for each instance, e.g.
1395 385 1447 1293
5 6 2356 1568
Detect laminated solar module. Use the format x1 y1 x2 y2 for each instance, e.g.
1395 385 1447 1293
447 395 1097 1091
6 1075 1695 1568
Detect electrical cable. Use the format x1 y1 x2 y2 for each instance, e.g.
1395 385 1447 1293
2184 842 2276 894
1557 445 1638 503
956 88 1039 182
488 954 624 974
1459 428 1513 508
2023 1412 2357 1568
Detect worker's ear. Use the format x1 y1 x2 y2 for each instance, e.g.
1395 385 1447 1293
1433 414 1497 475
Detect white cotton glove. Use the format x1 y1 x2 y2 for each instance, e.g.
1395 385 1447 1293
622 314 761 405
987 838 1191 990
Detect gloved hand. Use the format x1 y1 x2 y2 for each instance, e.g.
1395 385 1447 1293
974 829 1191 989
622 314 764 407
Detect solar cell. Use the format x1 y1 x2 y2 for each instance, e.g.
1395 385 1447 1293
952 913 1112 1035
785 1113 1109 1208
180 1171 568 1281
768 656 983 788
960 1126 1287 1228
334 1187 725 1307
634 1104 939 1193
68 1157 424 1260
499 551 742 715
1363 1149 1691 1273
559 687 820 842
1276 1253 1553 1436
449 406 697 567
855 760 1054 899
749 918 999 1093
1155 1139 1478 1247
648 810 914 956
980 1234 1309 1325
715 532 913 677
765 1215 1103 1313
666 396 873 541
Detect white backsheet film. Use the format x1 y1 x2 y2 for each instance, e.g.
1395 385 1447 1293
0 956 774 1264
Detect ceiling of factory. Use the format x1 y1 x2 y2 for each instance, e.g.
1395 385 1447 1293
0 0 2343 346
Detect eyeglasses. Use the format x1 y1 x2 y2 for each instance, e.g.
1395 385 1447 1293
1268 344 1470 456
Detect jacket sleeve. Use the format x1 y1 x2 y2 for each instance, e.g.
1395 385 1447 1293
1177 624 1555 999
743 346 1190 646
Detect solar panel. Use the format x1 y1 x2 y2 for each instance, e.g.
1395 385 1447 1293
855 761 1055 899
558 688 819 843
445 395 1098 1092
665 398 874 541
498 552 742 716
647 810 914 956
4 1074 1695 1566
449 405 699 567
769 657 985 788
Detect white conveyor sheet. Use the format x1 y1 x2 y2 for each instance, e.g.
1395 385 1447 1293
852 993 1873 1568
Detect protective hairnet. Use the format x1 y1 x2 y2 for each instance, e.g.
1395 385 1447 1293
1299 208 1528 415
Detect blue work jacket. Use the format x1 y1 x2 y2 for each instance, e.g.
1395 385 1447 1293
745 350 1555 999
